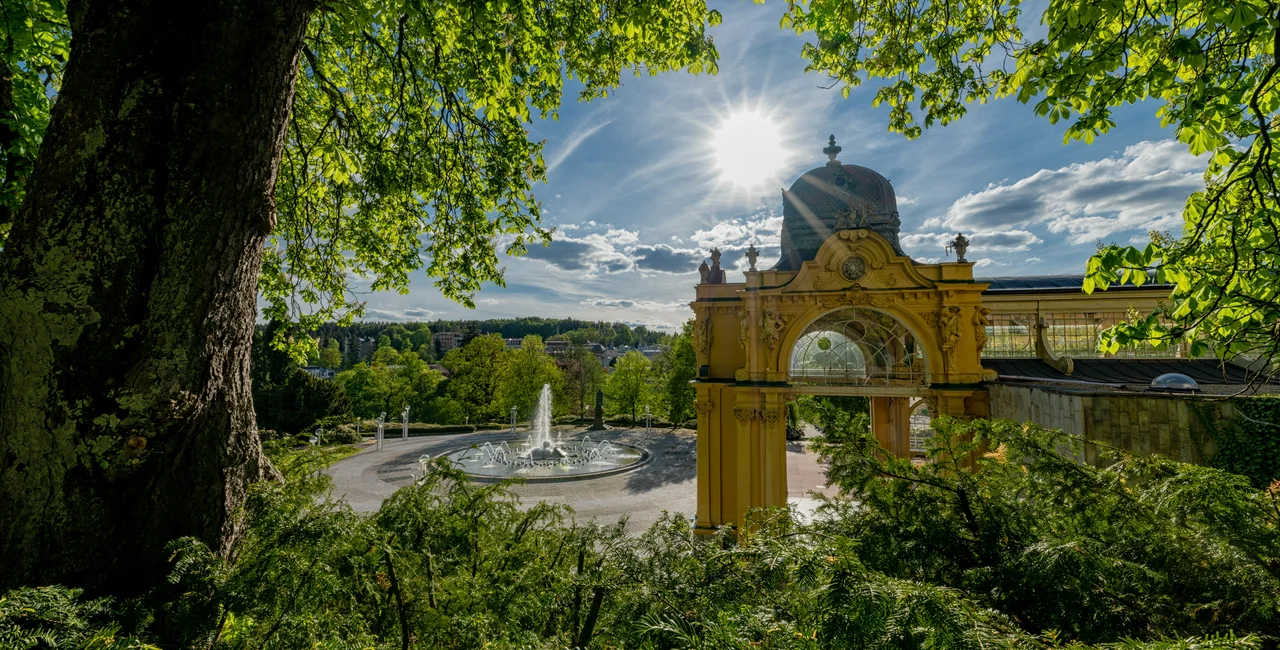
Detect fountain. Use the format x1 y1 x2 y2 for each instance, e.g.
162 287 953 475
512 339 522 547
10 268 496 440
444 383 650 481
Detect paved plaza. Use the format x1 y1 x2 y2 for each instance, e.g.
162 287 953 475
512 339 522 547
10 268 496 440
326 426 840 532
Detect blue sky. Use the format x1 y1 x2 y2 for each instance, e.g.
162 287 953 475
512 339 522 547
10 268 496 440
357 1 1204 330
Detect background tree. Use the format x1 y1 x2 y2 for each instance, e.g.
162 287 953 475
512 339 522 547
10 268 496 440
319 339 342 369
0 0 720 595
561 344 607 418
408 326 431 354
784 0 1280 378
440 334 511 424
496 335 564 421
656 322 696 424
251 323 352 436
607 350 653 424
334 349 444 419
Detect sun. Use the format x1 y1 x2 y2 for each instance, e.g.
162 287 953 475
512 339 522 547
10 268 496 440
711 110 789 188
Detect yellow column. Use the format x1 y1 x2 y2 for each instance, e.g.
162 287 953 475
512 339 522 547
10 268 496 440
694 383 723 532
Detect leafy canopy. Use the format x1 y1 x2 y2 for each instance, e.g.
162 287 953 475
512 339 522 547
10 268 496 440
249 0 720 347
2 1 721 357
784 0 1280 375
0 1 67 237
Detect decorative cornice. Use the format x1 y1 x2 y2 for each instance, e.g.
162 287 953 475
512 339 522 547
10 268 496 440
733 407 782 422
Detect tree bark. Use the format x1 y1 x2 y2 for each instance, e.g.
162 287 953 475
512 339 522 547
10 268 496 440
0 0 311 596
0 32 18 229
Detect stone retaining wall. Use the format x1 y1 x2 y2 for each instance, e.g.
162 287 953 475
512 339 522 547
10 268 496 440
987 384 1232 465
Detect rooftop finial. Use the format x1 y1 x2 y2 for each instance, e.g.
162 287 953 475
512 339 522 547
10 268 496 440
823 134 842 165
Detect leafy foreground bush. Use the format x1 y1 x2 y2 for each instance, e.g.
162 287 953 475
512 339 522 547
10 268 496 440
2 419 1277 649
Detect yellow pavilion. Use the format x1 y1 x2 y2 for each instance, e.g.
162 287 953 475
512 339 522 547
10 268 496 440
689 136 1251 532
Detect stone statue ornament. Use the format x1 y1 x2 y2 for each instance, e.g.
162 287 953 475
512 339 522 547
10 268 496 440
946 233 970 263
706 247 727 283
698 260 710 284
589 388 606 430
746 244 760 272
823 133 842 165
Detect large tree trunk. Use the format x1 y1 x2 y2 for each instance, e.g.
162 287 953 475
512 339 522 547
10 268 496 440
0 0 311 596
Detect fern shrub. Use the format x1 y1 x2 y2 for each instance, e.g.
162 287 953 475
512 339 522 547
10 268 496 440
2 419 1276 649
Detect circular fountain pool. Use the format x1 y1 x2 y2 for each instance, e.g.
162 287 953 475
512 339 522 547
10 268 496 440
444 436 650 481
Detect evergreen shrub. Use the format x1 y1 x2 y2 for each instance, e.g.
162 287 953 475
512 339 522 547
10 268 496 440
3 419 1277 649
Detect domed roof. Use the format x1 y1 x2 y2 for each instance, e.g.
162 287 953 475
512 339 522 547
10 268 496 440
773 136 905 270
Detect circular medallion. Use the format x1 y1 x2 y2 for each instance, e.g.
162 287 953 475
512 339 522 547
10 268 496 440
817 337 832 351
841 256 867 281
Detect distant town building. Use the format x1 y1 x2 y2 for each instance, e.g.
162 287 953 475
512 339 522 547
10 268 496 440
434 330 465 353
428 363 450 377
639 345 667 360
301 366 335 379
356 337 377 361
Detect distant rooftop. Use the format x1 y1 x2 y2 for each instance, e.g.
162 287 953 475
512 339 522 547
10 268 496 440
985 358 1262 386
979 274 1171 293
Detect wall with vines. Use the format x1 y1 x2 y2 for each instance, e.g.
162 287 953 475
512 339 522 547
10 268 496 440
1193 397 1280 488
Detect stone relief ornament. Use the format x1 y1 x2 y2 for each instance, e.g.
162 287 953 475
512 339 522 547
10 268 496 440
973 306 991 356
844 283 888 308
873 269 898 287
738 310 750 352
840 255 867 282
693 317 712 362
732 408 779 422
760 309 786 352
939 305 963 371
694 400 715 416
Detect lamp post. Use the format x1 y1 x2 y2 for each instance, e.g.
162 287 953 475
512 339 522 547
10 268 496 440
309 427 321 475
401 405 410 441
376 412 385 451
510 406 517 434
644 404 651 434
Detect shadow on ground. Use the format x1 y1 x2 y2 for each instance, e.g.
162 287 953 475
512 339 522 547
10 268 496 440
623 430 696 493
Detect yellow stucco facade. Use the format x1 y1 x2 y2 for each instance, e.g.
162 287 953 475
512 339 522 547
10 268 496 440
687 137 1180 533
690 228 992 532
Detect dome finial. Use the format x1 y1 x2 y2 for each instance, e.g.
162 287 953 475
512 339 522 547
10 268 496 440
822 134 842 166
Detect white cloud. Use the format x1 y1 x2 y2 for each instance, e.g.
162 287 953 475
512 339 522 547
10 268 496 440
605 228 639 245
690 207 784 252
362 307 438 322
937 140 1205 244
582 298 690 312
522 234 633 274
901 230 1042 256
545 115 614 176
1025 256 1043 263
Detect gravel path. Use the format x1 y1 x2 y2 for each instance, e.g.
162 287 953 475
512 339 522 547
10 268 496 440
326 426 838 533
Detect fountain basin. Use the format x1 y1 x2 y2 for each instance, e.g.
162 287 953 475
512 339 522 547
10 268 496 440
443 437 651 482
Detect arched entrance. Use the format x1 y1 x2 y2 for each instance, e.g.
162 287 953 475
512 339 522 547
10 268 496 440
785 306 934 457
690 140 991 533
788 307 927 386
